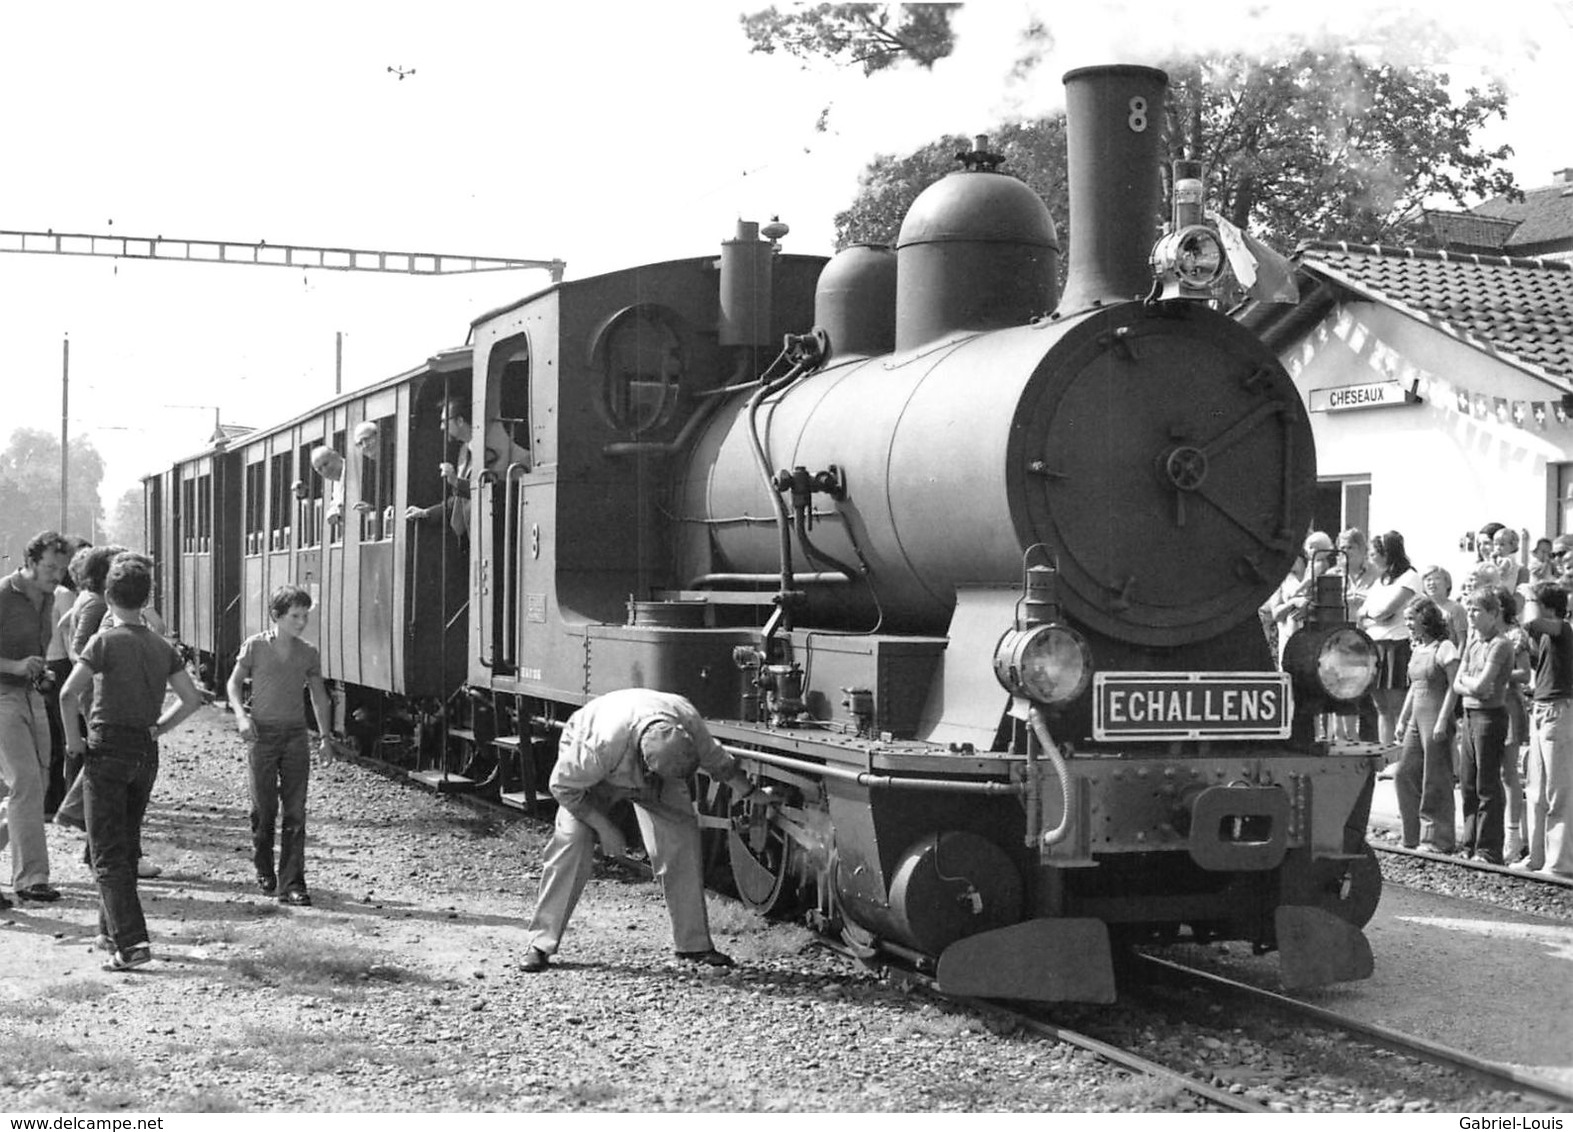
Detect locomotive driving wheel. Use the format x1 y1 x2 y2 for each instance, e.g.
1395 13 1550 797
728 798 805 916
696 777 803 916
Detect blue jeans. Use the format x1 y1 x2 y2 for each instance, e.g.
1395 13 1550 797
1460 706 1508 862
249 724 310 894
82 726 159 951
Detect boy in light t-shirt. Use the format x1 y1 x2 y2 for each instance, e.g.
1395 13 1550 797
227 585 332 906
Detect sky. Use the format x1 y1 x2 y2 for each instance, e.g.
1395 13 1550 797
2 0 1571 521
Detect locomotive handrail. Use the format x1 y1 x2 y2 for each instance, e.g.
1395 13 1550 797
501 462 529 670
687 571 851 588
721 744 1025 796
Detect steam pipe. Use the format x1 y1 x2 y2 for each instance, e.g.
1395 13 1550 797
1028 705 1076 846
793 507 862 582
745 361 808 628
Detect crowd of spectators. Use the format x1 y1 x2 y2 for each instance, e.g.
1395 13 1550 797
0 531 208 972
1263 522 1573 879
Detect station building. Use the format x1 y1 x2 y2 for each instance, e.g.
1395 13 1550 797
1239 169 1573 589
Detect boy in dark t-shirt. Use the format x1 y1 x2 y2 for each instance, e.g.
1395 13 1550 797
227 585 332 906
59 554 204 972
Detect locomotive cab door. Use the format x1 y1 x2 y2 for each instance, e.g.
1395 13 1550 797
477 336 533 673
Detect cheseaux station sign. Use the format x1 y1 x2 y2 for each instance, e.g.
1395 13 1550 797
1308 379 1419 412
1093 672 1293 741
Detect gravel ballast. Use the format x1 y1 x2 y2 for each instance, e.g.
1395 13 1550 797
4 708 1567 1113
1 707 1167 1113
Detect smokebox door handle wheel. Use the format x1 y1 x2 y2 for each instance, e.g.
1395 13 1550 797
1157 400 1292 547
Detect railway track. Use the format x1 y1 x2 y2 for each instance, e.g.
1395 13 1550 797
815 939 1273 1113
1125 952 1573 1110
1374 841 1573 889
376 746 1570 1110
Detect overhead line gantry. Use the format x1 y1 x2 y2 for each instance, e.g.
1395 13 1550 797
0 228 566 281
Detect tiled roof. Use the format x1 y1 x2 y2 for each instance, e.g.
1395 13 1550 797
1421 210 1519 252
1243 242 1573 387
1472 177 1573 251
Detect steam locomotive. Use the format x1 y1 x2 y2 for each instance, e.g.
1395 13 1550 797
146 64 1383 1002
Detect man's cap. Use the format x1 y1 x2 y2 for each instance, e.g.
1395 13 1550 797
1555 534 1573 555
1303 531 1334 556
639 719 699 778
353 421 379 445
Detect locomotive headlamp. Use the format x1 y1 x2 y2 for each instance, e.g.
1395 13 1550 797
1282 624 1379 709
1151 225 1227 291
994 623 1094 706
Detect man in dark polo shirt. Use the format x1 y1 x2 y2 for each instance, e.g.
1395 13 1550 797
0 531 73 906
1518 580 1573 878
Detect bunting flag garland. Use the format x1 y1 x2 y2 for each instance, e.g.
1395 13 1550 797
1367 368 1569 432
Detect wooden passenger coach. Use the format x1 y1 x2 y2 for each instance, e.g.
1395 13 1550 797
150 348 472 718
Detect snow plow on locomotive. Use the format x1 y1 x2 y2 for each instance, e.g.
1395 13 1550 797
150 64 1384 1002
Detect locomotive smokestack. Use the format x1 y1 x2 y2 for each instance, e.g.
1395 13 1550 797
1056 65 1169 313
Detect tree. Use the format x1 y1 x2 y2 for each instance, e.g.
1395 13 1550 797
103 487 147 552
745 8 1520 249
0 428 105 565
1163 52 1516 246
835 119 1068 248
740 3 960 74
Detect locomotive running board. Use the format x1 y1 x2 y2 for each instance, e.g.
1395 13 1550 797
1275 906 1374 990
935 919 1116 1003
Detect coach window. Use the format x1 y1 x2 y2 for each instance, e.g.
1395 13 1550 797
244 458 265 557
592 306 685 435
296 440 322 548
328 430 346 545
196 472 213 554
180 478 196 554
357 414 397 542
268 449 293 551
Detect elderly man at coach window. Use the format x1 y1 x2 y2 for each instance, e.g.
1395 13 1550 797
521 687 761 973
0 530 74 908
